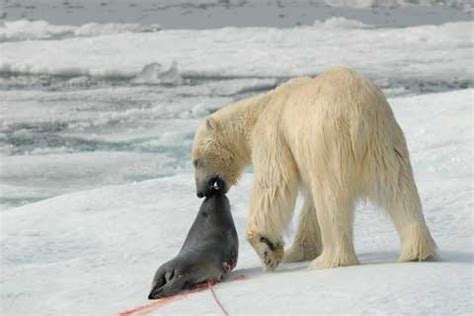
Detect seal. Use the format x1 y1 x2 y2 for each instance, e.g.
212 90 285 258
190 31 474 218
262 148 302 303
148 181 238 300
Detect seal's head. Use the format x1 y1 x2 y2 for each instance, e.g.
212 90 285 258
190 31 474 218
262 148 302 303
206 177 226 196
200 178 231 221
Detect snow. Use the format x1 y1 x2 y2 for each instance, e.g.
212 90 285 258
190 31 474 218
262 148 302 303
1 20 472 81
1 89 472 315
0 20 161 42
131 62 184 85
312 16 373 28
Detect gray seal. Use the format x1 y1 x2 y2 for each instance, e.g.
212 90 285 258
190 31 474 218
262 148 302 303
148 184 238 300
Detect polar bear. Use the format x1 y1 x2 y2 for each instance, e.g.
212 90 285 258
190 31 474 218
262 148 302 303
192 67 437 271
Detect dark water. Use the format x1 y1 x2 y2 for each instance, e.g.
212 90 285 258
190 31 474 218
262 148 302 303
3 0 472 29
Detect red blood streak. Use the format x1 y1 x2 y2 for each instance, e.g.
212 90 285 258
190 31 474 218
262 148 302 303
117 274 248 316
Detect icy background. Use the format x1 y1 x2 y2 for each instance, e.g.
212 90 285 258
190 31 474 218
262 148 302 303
0 1 473 315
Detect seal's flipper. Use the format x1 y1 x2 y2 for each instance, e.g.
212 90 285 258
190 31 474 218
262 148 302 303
149 261 178 298
148 274 191 299
149 261 172 290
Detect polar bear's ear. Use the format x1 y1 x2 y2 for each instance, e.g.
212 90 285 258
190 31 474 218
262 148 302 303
206 117 221 133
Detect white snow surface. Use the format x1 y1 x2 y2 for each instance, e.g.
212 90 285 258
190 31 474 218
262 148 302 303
1 20 472 81
312 16 373 29
0 20 161 42
1 89 473 315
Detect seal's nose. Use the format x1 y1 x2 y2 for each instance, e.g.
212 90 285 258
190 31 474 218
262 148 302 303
209 177 224 191
197 191 204 198
148 286 161 300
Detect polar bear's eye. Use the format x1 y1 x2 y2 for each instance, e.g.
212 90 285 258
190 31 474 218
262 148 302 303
193 159 200 167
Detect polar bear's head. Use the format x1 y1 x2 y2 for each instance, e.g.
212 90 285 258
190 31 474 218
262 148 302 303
192 117 245 198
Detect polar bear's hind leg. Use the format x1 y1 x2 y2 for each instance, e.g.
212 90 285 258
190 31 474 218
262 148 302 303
309 182 360 269
284 191 322 263
366 127 438 262
370 158 437 262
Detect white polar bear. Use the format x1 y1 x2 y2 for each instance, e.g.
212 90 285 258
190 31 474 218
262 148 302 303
192 67 437 271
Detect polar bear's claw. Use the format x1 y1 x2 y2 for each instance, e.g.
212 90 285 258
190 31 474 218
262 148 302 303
249 234 284 271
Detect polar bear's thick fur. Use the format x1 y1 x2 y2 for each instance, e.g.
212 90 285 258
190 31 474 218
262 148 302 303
192 67 437 271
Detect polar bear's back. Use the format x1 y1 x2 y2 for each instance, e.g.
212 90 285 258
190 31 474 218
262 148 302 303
276 66 400 139
276 67 390 118
268 67 406 185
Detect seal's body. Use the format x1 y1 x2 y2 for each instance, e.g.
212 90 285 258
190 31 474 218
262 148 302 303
148 189 238 299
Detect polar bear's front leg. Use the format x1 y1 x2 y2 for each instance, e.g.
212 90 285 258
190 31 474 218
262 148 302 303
246 145 299 271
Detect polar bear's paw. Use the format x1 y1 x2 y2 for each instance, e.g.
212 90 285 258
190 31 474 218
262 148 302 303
398 226 438 262
249 234 284 271
309 252 359 270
